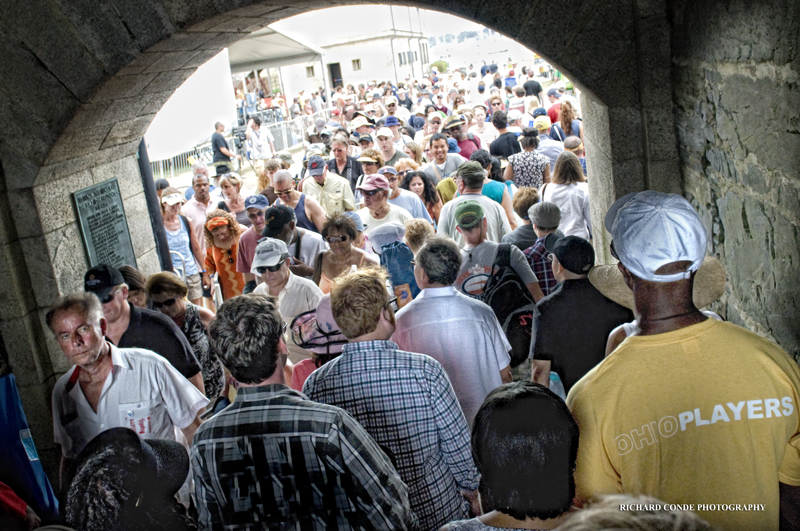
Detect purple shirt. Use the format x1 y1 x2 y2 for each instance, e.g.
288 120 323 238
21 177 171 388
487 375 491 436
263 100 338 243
236 227 260 274
523 236 557 296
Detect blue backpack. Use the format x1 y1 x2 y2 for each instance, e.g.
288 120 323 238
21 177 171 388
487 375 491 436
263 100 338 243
380 241 420 309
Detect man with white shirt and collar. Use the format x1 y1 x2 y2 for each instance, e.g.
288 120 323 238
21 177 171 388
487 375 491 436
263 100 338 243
261 204 328 279
48 291 207 494
252 239 323 364
393 237 511 426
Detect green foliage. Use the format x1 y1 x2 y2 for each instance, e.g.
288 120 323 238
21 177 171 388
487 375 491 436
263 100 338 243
431 60 449 74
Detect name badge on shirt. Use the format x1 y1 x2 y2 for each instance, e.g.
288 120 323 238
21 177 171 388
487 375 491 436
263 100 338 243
119 402 152 436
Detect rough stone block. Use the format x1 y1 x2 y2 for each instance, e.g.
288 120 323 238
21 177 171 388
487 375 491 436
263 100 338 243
0 84 60 170
645 106 679 162
183 49 224 70
43 127 111 166
6 188 44 239
228 3 287 18
1 312 43 385
0 239 37 320
143 50 206 73
33 170 93 234
147 32 221 53
91 155 142 200
646 159 681 194
472 0 531 43
141 91 177 115
610 159 646 197
137 247 163 277
115 52 164 76
110 0 176 51
183 13 235 33
581 94 612 159
95 96 153 126
197 32 249 51
101 115 156 149
140 70 194 95
607 107 645 162
0 147 43 192
49 0 139 74
123 192 158 259
44 223 88 297
91 73 158 103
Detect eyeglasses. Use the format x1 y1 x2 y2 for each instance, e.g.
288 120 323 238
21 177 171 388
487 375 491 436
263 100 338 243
256 259 286 274
224 249 234 264
385 296 399 312
153 296 178 309
387 177 398 183
491 102 503 107
100 289 120 304
362 189 383 197
387 103 396 107
430 121 441 125
410 259 417 266
247 211 265 219
325 235 350 244
274 189 293 196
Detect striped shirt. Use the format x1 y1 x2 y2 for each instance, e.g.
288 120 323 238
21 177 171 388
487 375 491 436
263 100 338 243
523 237 558 296
303 340 480 531
191 384 416 531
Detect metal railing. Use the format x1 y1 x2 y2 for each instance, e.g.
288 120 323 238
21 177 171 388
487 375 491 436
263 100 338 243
149 109 332 180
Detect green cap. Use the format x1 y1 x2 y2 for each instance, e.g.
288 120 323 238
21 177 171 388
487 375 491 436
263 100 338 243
454 200 484 229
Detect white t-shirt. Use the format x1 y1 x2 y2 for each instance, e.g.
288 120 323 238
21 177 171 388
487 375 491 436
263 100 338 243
437 193 512 246
393 287 511 426
540 182 591 240
454 240 537 299
358 204 413 237
52 344 209 459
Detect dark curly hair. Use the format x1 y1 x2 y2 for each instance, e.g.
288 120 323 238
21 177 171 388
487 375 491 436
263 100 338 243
400 171 439 208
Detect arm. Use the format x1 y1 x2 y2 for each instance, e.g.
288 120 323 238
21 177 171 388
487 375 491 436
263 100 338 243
186 218 206 274
503 162 514 182
543 162 551 184
499 366 512 384
198 306 215 331
219 146 239 159
180 414 203 445
188 372 206 398
781 482 800 530
604 324 628 357
342 182 356 212
500 187 517 230
531 359 551 386
526 281 544 303
304 194 328 232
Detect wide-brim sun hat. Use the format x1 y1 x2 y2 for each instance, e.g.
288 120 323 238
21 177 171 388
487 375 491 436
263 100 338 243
588 256 726 310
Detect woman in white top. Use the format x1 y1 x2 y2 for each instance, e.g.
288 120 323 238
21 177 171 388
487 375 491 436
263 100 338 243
538 151 591 240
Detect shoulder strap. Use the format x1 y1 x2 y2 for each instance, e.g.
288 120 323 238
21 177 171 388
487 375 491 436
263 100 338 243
540 182 549 201
294 229 304 260
494 243 512 270
180 215 195 257
431 163 442 180
467 132 479 149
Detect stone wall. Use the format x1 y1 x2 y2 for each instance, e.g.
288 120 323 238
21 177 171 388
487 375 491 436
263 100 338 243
671 0 800 360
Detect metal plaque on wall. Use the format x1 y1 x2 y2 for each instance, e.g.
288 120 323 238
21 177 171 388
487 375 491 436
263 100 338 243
72 179 137 268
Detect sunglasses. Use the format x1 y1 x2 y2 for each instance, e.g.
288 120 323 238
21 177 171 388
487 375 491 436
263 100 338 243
387 177 399 183
430 121 441 125
100 289 120 304
256 259 286 274
247 211 265 219
362 189 383 197
226 249 234 264
274 189 293 196
153 297 178 309
325 235 350 244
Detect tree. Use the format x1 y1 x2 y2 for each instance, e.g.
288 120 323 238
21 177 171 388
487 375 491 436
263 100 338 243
431 60 449 73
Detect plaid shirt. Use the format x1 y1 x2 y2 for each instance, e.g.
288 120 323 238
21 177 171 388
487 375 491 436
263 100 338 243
191 384 416 531
524 236 558 296
303 340 480 531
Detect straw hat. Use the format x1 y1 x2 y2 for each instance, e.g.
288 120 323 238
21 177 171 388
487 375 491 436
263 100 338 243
588 256 726 310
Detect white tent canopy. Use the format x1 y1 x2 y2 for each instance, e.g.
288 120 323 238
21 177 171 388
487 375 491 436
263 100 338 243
228 27 328 74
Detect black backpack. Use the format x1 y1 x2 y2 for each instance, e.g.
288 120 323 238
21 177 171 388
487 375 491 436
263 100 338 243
482 244 536 367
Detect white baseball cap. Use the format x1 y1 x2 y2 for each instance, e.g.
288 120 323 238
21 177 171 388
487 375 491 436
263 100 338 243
605 191 707 282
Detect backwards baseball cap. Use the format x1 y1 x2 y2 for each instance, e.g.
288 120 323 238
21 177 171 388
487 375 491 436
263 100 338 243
251 238 289 274
447 137 461 153
377 166 398 176
533 115 552 131
244 194 269 210
454 200 484 229
84 264 125 301
358 134 374 144
261 204 295 238
357 174 390 191
547 88 561 98
342 211 366 232
532 107 548 118
605 191 707 282
384 115 401 127
307 155 326 176
544 233 595 275
528 201 561 228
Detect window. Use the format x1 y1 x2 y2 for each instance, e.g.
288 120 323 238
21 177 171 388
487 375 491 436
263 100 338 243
306 66 314 77
414 51 418 62
352 59 361 71
398 53 405 66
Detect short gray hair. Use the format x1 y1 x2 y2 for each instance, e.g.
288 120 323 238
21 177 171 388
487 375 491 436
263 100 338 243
191 161 208 175
209 294 284 384
46 292 104 333
557 494 714 531
272 170 293 185
456 161 486 189
417 237 462 286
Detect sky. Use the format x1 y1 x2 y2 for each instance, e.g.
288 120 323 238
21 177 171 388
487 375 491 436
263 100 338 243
144 6 534 161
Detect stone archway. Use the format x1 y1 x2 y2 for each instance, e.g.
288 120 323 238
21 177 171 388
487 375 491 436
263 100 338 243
0 0 678 472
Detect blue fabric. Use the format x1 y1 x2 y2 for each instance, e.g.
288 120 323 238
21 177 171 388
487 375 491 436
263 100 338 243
0 374 59 521
165 216 199 276
380 241 420 305
481 179 505 205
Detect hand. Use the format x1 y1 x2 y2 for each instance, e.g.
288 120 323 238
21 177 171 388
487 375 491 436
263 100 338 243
461 489 481 517
202 272 214 295
24 505 41 530
289 258 314 278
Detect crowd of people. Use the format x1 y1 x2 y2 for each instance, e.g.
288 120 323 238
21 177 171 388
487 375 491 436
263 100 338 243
4 62 800 531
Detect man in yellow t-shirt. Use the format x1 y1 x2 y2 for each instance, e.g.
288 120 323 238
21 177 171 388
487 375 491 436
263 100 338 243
568 191 800 531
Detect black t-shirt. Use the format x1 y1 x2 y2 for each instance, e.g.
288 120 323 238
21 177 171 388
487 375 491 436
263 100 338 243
531 278 634 393
211 132 230 163
117 303 202 379
397 97 413 111
489 132 522 159
523 79 543 98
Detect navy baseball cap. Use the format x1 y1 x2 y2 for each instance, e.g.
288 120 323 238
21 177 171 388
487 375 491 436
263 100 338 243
84 264 125 302
244 194 269 210
384 116 401 127
307 156 326 176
